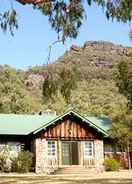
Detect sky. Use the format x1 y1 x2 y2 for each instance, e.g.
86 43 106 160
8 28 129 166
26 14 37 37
0 1 132 69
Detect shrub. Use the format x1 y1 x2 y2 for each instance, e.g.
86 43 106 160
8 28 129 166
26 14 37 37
0 145 12 172
103 158 120 171
12 151 33 173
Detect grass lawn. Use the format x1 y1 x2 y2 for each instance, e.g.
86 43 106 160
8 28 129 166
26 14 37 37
0 171 132 184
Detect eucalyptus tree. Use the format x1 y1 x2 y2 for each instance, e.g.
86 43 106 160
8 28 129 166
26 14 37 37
1 0 132 41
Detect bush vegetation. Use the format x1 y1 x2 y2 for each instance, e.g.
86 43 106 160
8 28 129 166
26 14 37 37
0 145 12 172
12 151 33 173
103 158 120 171
0 146 33 173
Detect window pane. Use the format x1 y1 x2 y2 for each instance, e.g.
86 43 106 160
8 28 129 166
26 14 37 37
84 141 93 158
52 144 55 148
47 141 56 157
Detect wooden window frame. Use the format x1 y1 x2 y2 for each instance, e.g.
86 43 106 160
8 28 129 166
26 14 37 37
84 141 94 158
47 140 56 158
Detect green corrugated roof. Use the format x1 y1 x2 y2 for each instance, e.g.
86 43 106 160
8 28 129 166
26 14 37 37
0 114 56 135
0 110 111 136
86 116 111 133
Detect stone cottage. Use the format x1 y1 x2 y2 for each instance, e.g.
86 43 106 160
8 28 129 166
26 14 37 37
0 109 129 173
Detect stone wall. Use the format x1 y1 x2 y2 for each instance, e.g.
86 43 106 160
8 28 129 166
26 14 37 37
35 138 105 173
81 140 104 168
94 139 104 171
35 138 58 174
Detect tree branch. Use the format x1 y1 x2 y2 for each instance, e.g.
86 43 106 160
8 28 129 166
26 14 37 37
16 0 44 5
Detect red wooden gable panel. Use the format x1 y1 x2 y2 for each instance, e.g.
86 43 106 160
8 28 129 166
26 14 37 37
40 118 101 140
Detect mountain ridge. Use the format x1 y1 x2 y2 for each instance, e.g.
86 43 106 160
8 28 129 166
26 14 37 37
0 41 131 115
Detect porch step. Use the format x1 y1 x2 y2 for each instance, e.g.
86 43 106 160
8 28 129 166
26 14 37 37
55 166 96 175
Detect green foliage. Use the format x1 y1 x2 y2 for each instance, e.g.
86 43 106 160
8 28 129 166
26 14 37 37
103 158 120 171
111 114 132 148
0 65 42 114
43 66 78 103
38 0 84 42
43 91 67 114
105 0 132 22
59 67 78 102
43 79 128 118
43 71 58 101
115 61 129 95
0 9 18 36
115 60 132 109
0 146 33 173
112 60 132 149
12 151 33 173
20 1 132 40
1 0 132 40
18 0 132 40
70 80 128 118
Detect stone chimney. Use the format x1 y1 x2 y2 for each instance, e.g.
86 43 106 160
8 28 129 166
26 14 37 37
39 109 56 116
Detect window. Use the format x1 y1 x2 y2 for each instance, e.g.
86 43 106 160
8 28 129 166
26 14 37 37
104 143 113 152
104 143 123 153
84 141 93 158
8 142 21 152
47 141 56 157
0 142 22 153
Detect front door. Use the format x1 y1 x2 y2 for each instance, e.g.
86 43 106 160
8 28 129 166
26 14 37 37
72 142 79 165
62 141 79 165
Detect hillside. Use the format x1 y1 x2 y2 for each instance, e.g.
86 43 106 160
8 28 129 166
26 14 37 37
26 41 131 86
0 41 132 117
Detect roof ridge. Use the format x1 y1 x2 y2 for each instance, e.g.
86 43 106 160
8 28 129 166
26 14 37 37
0 113 56 117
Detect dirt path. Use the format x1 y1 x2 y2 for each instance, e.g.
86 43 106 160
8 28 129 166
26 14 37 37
0 171 132 184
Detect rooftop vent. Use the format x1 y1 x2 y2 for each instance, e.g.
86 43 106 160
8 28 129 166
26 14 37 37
39 109 56 116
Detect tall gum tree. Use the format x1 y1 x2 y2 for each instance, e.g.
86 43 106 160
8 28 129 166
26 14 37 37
1 0 132 41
